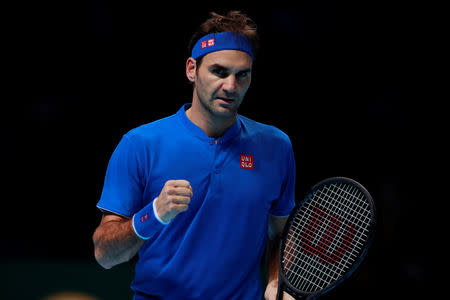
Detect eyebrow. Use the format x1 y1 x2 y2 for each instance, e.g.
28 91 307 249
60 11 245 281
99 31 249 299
208 63 251 74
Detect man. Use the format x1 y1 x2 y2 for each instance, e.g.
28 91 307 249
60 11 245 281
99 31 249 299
93 11 296 300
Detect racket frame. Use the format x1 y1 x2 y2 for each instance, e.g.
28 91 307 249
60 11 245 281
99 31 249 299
277 177 376 300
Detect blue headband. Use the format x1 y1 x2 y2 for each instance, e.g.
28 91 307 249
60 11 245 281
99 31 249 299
191 32 254 60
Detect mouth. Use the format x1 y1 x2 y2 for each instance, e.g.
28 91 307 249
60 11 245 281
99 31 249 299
215 97 235 104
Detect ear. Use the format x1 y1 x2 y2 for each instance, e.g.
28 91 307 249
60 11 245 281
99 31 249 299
186 57 197 83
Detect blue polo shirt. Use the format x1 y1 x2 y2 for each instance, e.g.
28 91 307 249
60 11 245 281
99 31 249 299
97 104 296 299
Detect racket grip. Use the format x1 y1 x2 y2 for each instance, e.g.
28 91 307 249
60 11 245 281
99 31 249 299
276 282 284 300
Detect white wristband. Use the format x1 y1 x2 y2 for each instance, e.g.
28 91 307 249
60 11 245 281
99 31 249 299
153 197 170 225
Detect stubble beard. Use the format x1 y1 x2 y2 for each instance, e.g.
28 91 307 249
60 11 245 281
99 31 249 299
196 90 241 121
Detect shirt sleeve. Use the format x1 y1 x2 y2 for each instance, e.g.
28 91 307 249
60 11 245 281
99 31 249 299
97 134 144 217
269 139 296 217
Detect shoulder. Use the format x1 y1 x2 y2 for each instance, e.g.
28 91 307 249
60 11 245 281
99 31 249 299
238 115 292 147
123 113 180 145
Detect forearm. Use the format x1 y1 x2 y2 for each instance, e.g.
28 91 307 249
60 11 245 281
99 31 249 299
267 235 281 284
265 215 292 300
93 217 145 269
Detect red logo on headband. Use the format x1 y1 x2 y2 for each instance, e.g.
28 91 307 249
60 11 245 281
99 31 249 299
201 38 215 50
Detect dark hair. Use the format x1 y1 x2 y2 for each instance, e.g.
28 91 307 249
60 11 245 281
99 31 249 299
188 11 259 66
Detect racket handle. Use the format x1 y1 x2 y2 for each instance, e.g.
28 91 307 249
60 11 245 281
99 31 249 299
276 282 284 300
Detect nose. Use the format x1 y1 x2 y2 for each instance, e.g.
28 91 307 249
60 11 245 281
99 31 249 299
222 75 237 94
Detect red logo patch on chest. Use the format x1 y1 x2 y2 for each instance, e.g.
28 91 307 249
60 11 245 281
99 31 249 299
240 154 254 169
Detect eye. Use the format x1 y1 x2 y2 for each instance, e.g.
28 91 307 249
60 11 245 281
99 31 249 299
210 67 228 78
236 70 250 80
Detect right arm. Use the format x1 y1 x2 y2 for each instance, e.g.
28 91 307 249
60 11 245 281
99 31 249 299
93 213 145 269
93 179 193 269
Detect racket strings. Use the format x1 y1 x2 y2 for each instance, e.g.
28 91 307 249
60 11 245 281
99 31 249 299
282 183 372 293
284 189 363 290
287 184 370 289
284 183 370 290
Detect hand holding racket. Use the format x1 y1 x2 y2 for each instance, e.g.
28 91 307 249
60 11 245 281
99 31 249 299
276 177 376 300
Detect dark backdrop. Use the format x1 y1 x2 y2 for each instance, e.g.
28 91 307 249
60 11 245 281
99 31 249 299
2 3 439 300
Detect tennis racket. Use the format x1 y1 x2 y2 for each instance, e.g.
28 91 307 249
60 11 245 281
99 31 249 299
276 177 376 300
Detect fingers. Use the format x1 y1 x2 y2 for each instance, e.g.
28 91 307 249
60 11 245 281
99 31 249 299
165 181 193 204
166 186 193 198
166 180 193 193
156 179 194 223
166 179 192 188
284 292 295 300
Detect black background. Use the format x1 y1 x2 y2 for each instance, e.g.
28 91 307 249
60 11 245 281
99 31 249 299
2 2 441 299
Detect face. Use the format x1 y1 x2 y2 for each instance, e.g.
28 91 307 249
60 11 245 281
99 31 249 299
187 50 252 120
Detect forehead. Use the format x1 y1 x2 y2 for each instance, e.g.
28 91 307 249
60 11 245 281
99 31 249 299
200 50 253 70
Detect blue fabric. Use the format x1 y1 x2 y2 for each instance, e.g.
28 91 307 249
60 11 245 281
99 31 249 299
132 199 168 240
97 104 296 299
191 32 254 60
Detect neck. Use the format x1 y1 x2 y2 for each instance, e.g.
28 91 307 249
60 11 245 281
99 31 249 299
186 102 236 140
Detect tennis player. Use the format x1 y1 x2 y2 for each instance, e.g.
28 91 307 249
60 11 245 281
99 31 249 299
93 11 296 300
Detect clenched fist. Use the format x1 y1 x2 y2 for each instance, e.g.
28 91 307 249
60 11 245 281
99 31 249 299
154 180 193 223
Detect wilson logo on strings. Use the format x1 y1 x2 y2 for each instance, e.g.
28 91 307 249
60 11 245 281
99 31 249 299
301 205 356 264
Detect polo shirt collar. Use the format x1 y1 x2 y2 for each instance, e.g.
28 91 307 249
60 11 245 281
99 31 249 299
177 103 241 144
